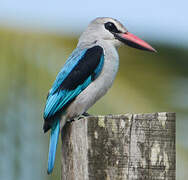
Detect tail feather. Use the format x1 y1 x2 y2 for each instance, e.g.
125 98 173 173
47 120 60 174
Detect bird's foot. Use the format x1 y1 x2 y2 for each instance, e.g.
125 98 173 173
78 112 92 120
67 112 92 123
67 118 75 123
77 115 86 120
82 112 92 117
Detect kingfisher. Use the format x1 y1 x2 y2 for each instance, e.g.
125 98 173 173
43 17 156 174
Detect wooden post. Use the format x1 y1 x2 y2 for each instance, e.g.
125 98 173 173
61 112 175 180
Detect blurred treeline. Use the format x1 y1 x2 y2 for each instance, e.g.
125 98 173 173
0 27 188 180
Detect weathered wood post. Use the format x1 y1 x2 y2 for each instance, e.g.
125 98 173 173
61 112 175 180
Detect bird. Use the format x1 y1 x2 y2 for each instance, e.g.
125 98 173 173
43 17 156 174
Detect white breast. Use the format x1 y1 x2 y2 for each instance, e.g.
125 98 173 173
66 41 119 119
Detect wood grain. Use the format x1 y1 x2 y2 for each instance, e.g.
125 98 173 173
61 113 175 180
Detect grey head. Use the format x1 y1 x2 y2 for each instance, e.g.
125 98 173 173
78 17 127 48
78 17 156 52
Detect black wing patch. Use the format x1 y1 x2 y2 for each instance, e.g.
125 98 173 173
59 45 104 90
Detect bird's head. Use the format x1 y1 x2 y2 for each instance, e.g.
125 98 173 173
78 17 156 52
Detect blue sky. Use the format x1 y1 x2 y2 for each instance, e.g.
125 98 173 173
0 0 187 46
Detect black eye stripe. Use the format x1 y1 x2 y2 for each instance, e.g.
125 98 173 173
104 22 121 33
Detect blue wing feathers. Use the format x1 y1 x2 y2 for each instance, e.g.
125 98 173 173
50 49 87 94
44 46 104 122
47 120 60 174
44 76 93 119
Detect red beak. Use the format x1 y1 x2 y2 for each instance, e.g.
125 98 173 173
115 32 157 53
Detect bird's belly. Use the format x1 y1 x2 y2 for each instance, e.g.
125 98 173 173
66 51 119 119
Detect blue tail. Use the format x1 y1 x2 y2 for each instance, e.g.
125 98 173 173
47 120 60 174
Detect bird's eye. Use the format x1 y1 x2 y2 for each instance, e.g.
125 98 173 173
104 22 121 33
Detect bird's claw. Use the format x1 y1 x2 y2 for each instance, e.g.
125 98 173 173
67 118 75 123
78 115 86 120
67 112 92 123
82 112 91 117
